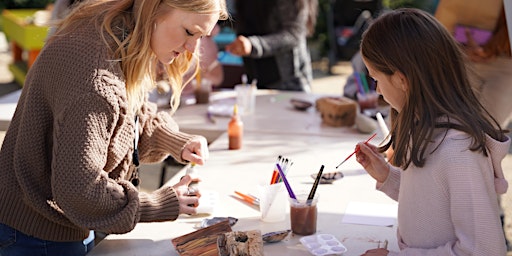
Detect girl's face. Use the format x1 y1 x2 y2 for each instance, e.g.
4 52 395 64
363 58 408 112
151 8 219 64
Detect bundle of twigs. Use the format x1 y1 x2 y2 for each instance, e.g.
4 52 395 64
171 220 232 256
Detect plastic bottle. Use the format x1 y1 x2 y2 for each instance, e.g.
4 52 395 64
228 104 243 150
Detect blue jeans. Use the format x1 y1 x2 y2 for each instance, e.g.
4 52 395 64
0 223 94 256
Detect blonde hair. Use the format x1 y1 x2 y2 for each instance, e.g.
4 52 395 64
53 0 229 114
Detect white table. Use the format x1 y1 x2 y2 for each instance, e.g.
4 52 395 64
172 90 359 143
0 89 20 131
89 130 398 256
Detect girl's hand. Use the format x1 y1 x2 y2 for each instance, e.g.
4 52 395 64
172 174 201 215
181 136 209 166
355 142 390 183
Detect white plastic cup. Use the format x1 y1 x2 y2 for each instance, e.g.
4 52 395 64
234 84 256 115
258 183 287 222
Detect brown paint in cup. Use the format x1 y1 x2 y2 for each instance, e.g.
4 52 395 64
289 194 318 236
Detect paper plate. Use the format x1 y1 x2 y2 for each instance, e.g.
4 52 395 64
207 104 234 117
310 171 344 184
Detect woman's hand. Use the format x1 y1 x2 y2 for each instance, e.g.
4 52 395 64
361 248 389 255
225 36 252 56
181 136 209 165
172 174 201 215
355 142 390 183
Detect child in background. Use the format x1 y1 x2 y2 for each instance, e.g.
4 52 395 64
355 8 509 255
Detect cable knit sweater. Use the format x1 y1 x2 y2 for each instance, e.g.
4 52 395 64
0 20 197 242
378 129 510 256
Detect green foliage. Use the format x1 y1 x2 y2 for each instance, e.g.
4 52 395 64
0 0 55 31
310 0 331 57
1 0 54 10
386 0 422 9
309 0 439 59
383 0 439 13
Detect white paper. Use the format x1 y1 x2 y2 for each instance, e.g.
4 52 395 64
0 90 21 130
505 0 512 53
342 201 398 227
195 190 219 215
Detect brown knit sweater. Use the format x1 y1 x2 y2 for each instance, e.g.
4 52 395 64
0 21 196 242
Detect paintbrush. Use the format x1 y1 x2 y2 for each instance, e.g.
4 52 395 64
307 165 324 203
336 133 377 169
234 191 259 206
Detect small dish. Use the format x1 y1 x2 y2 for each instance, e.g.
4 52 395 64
310 171 344 184
200 217 238 228
300 234 347 256
262 229 291 243
290 98 313 111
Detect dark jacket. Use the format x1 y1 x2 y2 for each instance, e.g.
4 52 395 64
235 0 313 91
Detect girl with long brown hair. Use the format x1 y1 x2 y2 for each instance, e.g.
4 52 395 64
356 8 509 255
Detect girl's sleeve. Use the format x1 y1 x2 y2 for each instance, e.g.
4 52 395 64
395 148 506 255
377 164 401 201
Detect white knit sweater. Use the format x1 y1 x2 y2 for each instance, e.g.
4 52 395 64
379 129 509 256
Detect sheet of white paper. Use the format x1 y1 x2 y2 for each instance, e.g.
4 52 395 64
0 90 21 130
505 0 512 53
342 201 398 227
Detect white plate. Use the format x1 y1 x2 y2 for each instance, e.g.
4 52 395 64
207 103 234 117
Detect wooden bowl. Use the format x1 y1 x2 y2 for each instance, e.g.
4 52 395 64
290 98 313 111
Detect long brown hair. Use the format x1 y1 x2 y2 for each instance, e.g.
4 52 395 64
361 8 506 169
52 0 228 114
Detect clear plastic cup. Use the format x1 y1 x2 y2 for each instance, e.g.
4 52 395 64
289 193 319 235
258 183 287 222
356 91 379 112
234 84 256 115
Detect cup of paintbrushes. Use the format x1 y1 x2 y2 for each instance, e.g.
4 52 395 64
288 165 323 235
289 193 319 236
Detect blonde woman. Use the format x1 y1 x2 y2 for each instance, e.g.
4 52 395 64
0 0 228 254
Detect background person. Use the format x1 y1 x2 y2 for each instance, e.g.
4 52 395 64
225 0 318 91
47 0 83 36
435 0 512 128
0 0 227 255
